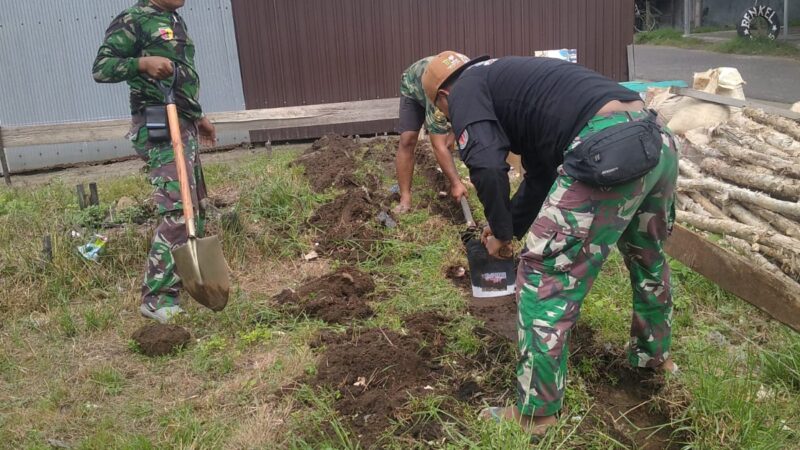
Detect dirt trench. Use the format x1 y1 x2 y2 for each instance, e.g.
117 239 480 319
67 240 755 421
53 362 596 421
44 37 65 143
274 267 377 324
307 313 515 448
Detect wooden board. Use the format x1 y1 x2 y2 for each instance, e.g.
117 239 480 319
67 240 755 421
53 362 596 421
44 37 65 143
665 224 800 332
0 126 10 186
671 88 800 121
2 98 400 148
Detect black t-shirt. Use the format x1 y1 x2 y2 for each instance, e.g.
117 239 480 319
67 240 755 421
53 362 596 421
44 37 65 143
449 57 641 241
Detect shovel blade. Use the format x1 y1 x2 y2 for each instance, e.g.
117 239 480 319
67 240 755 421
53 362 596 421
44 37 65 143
463 237 516 298
172 235 230 311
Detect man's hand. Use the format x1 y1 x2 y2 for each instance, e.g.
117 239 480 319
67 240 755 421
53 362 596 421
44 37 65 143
481 225 493 245
197 116 217 148
450 181 468 203
138 56 174 80
481 226 512 258
484 236 513 259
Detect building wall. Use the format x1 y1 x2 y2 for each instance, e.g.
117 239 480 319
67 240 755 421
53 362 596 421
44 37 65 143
0 0 247 173
231 0 636 142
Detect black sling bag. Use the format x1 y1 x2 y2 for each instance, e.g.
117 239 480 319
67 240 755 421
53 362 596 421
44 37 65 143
563 110 664 186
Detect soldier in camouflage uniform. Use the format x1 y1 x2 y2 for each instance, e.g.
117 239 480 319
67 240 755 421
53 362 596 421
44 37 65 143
422 53 679 434
93 0 215 323
394 56 468 213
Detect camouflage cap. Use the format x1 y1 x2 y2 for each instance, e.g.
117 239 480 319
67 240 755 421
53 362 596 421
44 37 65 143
421 51 489 104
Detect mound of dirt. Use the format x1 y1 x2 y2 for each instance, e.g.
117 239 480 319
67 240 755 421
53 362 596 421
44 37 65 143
305 313 515 448
309 313 448 447
309 188 387 262
274 267 376 324
569 325 686 450
131 324 191 356
294 135 362 192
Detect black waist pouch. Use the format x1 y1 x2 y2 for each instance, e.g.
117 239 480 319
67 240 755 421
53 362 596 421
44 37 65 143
563 112 663 186
144 105 170 143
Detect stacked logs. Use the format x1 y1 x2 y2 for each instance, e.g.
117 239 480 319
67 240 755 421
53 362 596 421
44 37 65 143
675 109 800 287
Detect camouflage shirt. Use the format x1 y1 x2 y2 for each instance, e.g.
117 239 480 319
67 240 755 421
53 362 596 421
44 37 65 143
92 0 202 121
400 57 451 135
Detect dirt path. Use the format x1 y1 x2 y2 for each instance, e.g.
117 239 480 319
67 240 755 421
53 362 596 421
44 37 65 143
3 144 296 188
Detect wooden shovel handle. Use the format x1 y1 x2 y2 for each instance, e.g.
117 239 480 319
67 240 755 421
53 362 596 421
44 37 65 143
166 103 196 238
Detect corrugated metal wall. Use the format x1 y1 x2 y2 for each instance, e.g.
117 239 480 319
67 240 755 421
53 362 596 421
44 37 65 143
0 0 247 172
231 0 635 142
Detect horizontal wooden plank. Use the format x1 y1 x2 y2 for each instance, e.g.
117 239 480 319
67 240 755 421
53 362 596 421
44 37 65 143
671 88 800 121
665 224 800 333
2 98 400 148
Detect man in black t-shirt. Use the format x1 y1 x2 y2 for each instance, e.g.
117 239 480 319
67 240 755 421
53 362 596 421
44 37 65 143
422 53 679 434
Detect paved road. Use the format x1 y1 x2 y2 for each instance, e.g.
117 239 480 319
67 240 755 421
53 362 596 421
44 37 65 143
632 45 800 104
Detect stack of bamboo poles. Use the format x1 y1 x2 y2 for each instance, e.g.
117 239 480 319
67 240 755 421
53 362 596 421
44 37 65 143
675 108 800 287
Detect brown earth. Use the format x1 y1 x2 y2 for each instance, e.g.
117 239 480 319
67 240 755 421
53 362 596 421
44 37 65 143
468 299 685 448
294 135 362 192
308 188 386 262
274 267 377 324
131 324 191 357
468 294 518 342
569 325 685 450
307 313 515 448
444 265 472 292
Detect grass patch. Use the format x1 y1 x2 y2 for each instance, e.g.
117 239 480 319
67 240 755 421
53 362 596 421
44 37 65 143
714 36 800 58
90 366 125 396
635 29 800 60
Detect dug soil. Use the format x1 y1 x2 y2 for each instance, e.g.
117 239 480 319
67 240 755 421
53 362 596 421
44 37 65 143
294 135 362 192
307 313 515 448
467 300 685 448
299 136 466 245
131 324 191 357
309 188 387 262
274 267 377 324
570 325 686 450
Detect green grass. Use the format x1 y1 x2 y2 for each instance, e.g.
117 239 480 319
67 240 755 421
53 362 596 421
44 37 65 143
692 25 735 34
90 367 125 396
2 142 799 448
635 28 800 60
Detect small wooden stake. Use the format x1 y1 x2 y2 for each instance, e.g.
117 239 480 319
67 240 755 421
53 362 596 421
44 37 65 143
89 183 99 206
42 235 53 263
76 184 87 209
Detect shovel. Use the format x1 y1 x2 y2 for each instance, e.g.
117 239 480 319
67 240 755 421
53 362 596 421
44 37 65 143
458 196 516 298
156 68 231 311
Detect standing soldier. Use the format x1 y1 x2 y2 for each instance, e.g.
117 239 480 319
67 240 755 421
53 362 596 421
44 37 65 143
423 53 679 434
93 0 215 323
394 55 468 214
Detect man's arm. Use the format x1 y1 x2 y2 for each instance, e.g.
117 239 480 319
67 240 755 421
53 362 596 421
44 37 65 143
92 12 174 83
458 121 513 242
92 12 142 83
429 132 467 200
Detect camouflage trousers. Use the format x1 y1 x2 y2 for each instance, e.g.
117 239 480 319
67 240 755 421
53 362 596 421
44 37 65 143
515 111 679 416
132 117 207 309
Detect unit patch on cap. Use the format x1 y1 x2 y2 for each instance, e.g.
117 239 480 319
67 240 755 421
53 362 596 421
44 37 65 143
442 53 470 69
458 129 469 150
